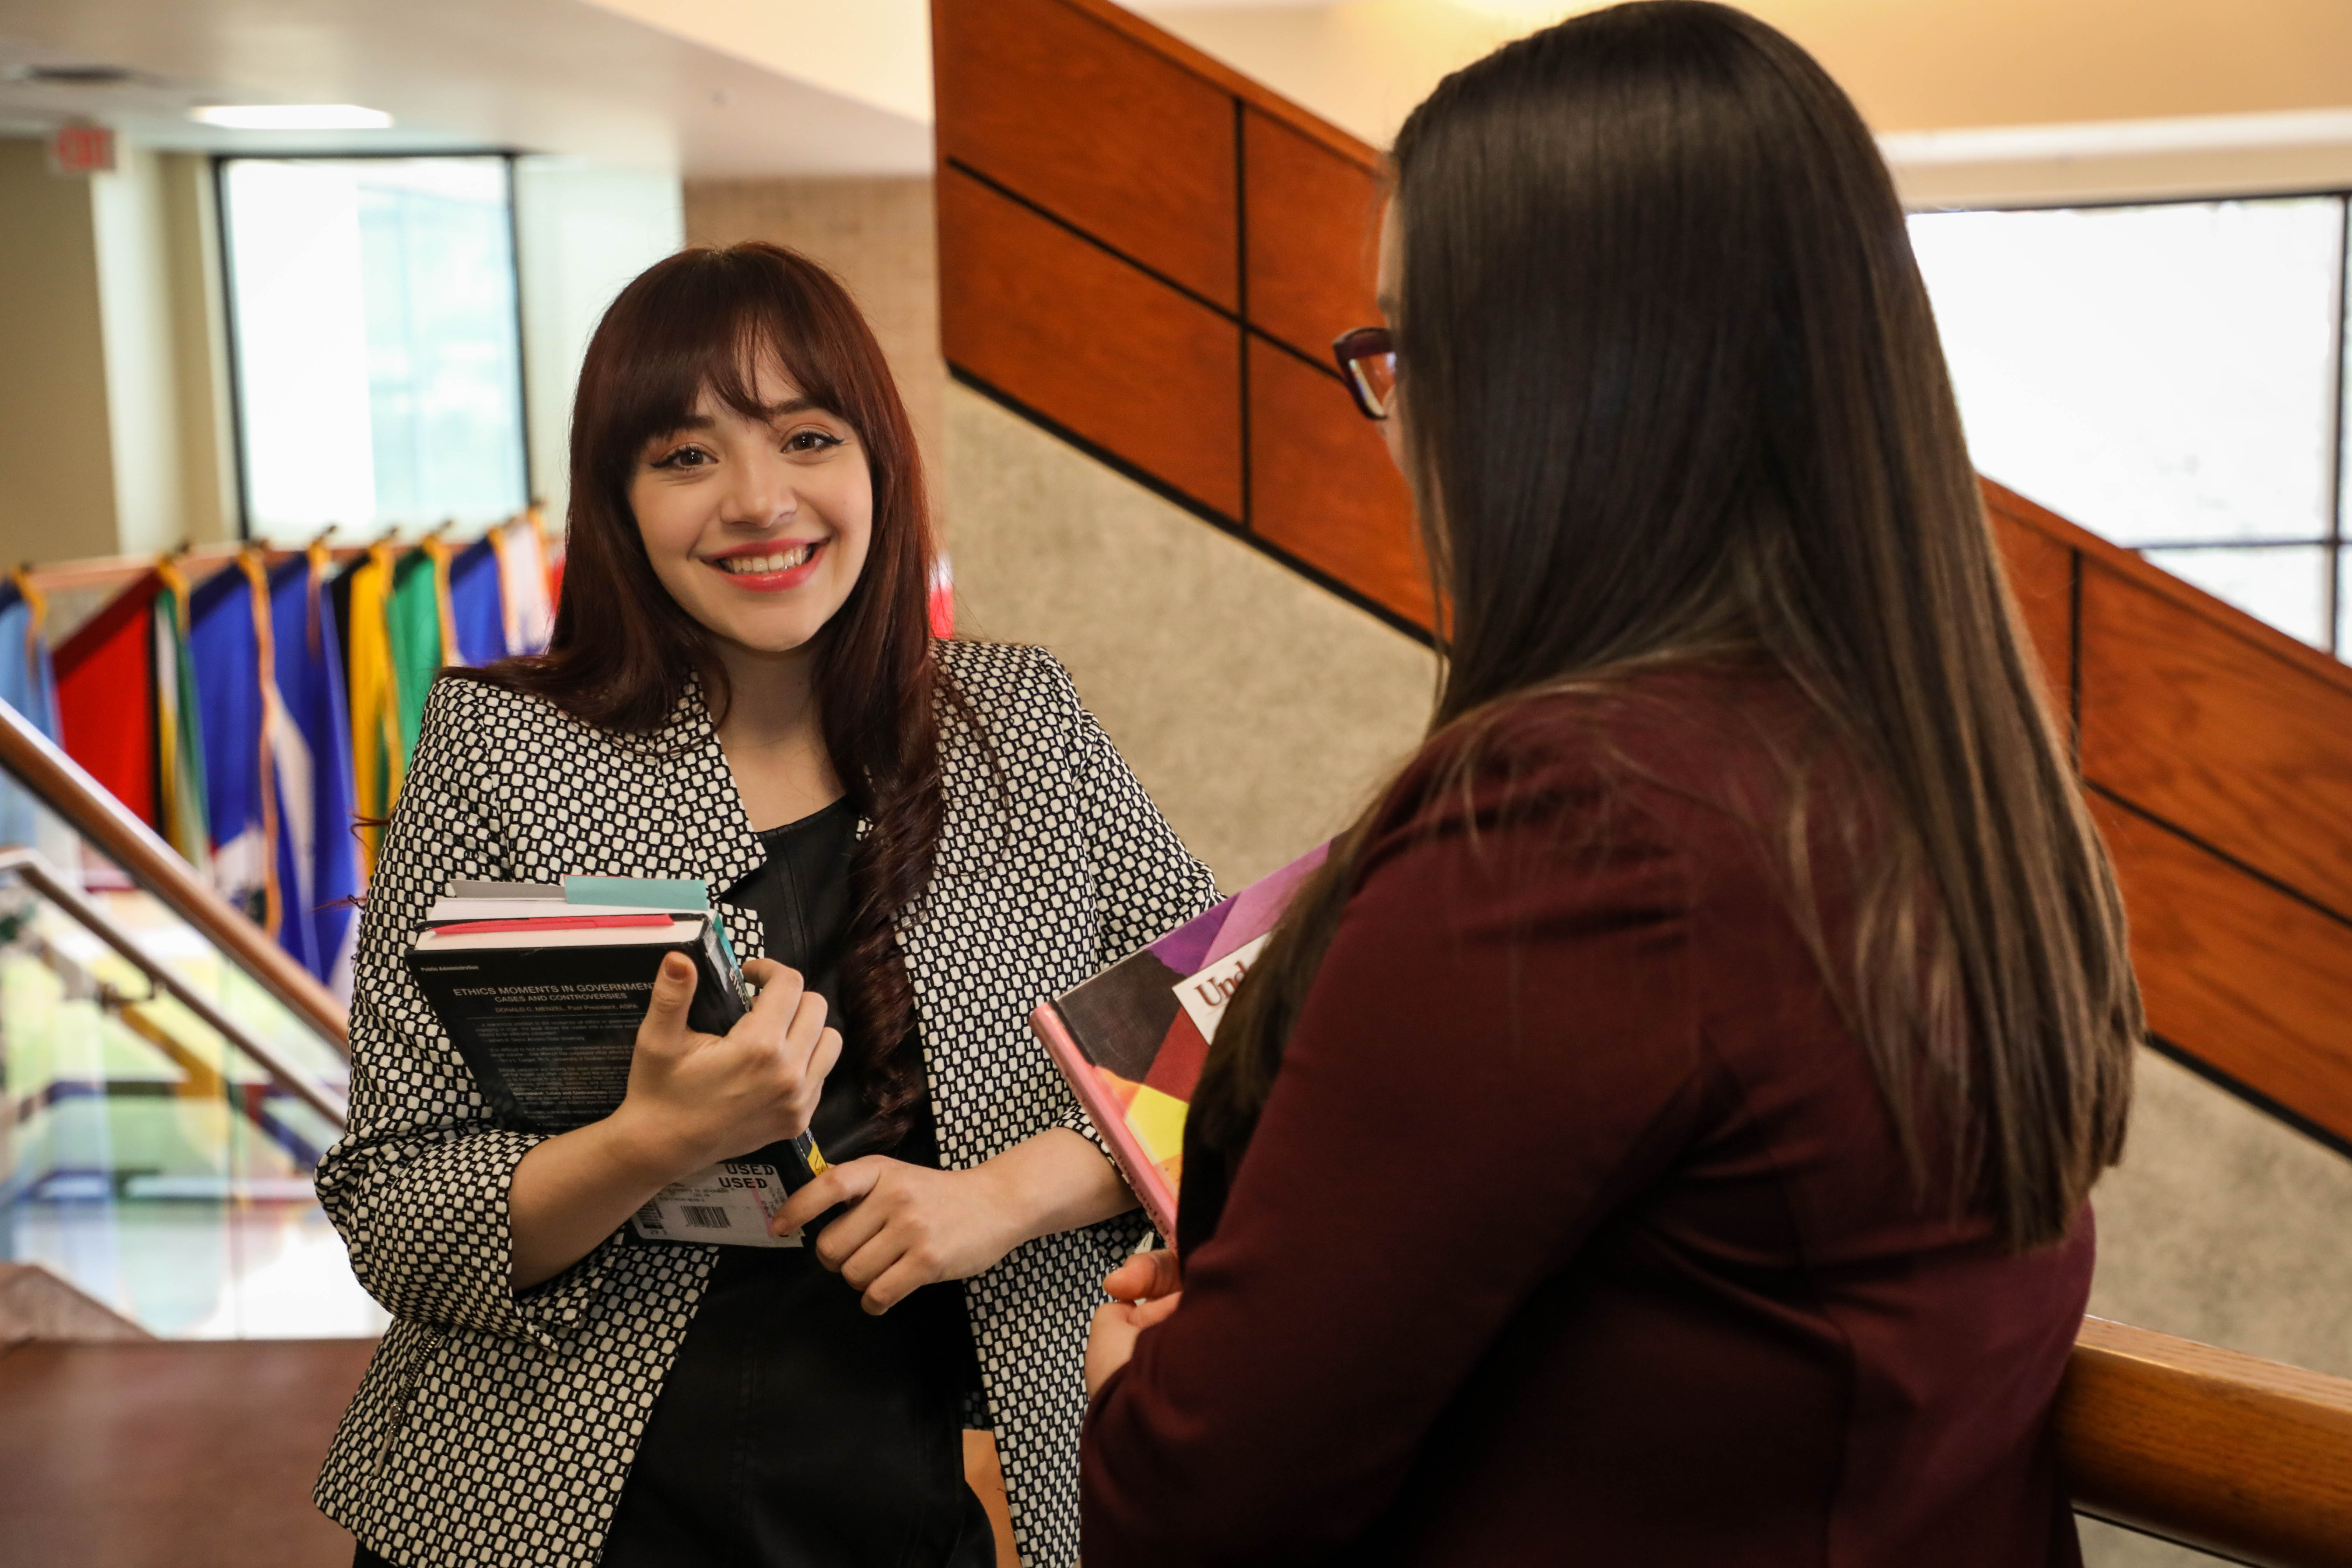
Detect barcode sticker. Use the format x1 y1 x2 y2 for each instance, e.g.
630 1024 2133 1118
629 1160 803 1248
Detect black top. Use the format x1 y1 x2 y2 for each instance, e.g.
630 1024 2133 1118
598 798 992 1568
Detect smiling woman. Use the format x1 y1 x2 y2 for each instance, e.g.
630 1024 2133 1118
632 374 875 677
307 243 1219 1568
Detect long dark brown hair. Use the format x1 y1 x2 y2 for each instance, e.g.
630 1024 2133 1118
1196 0 2139 1250
458 241 946 1145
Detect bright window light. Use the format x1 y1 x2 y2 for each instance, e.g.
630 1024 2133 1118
1910 197 2350 655
2142 545 2333 649
192 105 393 131
219 156 527 541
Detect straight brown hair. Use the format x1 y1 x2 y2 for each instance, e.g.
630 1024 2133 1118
1195 0 2139 1250
458 242 947 1144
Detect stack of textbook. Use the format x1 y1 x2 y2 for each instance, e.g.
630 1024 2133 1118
406 876 826 1247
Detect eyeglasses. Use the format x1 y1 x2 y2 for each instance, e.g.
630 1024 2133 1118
1331 326 1396 421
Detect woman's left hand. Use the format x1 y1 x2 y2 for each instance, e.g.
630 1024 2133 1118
1086 1249 1182 1399
773 1156 1027 1314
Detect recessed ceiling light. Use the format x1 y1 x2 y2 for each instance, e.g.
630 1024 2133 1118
189 104 393 130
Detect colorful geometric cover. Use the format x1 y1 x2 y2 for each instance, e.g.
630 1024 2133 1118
1031 842 1327 1243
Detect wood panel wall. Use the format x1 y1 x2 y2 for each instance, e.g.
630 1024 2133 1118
1986 484 2352 1150
932 0 2352 1153
933 0 1423 631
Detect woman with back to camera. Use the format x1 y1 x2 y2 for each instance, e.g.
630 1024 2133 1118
311 241 1217 1568
1082 4 2140 1563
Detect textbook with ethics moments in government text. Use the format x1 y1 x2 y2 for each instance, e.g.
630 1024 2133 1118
405 876 828 1247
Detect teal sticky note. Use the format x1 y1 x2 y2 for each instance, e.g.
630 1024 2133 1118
564 875 744 974
708 915 741 974
562 876 710 911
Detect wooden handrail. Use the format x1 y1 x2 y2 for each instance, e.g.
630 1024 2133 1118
2059 1317 2352 1566
0 698 349 1052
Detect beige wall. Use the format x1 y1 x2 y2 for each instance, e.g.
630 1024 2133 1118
945 380 1433 889
0 138 237 567
159 152 238 546
2080 1515 2208 1566
682 177 945 532
1144 0 2352 208
1148 0 2352 145
2091 1050 2352 1380
0 138 121 564
90 142 187 556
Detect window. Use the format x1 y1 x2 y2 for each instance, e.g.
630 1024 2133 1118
1910 196 2349 656
218 156 529 543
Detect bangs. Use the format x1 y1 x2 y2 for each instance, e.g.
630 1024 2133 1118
592 249 875 477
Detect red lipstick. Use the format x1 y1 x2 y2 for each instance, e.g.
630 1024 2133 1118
705 538 826 592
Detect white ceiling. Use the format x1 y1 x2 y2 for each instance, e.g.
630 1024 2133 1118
0 0 1361 179
0 0 931 176
5 0 2350 201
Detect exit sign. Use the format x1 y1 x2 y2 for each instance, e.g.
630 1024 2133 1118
48 124 115 175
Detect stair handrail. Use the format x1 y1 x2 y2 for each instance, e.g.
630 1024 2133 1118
0 847 347 1127
0 699 349 1052
2058 1315 2352 1566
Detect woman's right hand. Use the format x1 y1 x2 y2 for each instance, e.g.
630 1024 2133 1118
609 954 842 1182
1088 1249 1183 1399
1104 1248 1182 1304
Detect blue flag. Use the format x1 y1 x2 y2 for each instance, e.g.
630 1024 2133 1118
449 536 509 666
270 552 361 1000
188 564 271 922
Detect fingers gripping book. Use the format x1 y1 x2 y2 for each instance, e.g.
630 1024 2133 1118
1031 844 1328 1245
404 876 827 1248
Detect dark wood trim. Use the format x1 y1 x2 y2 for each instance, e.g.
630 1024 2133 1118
2077 558 2352 922
1250 326 1348 384
938 166 1245 519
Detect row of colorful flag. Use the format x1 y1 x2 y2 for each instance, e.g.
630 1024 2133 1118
0 514 561 1003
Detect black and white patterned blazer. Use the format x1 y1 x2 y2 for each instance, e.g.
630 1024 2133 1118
312 639 1219 1568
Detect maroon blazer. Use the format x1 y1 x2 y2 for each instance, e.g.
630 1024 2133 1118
1082 666 2091 1566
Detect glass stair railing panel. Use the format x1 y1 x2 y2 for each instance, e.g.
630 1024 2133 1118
0 781 380 1341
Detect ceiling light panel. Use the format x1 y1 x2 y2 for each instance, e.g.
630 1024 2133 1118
190 104 394 130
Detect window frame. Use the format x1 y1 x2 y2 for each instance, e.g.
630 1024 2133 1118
211 149 534 544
